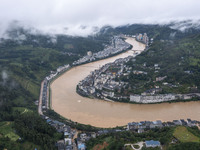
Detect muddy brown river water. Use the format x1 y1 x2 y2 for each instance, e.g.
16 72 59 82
51 37 200 128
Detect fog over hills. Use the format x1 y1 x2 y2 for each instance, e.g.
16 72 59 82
0 0 200 37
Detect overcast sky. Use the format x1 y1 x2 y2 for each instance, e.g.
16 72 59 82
0 0 200 36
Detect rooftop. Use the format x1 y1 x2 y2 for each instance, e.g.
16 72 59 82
145 140 160 147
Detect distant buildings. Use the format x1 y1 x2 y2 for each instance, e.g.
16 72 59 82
73 35 131 65
77 56 133 101
136 33 149 45
40 64 70 112
130 93 196 103
46 64 70 81
127 120 163 132
127 119 200 133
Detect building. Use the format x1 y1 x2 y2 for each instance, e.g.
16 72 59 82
78 143 86 150
136 33 149 45
136 34 143 41
56 140 65 150
173 120 182 126
143 33 149 45
145 140 161 148
156 76 167 82
150 120 163 128
138 128 144 133
87 51 92 57
130 94 178 103
64 138 72 146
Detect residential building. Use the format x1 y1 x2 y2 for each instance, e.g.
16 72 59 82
145 140 161 148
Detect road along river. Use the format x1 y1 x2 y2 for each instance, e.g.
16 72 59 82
51 37 200 128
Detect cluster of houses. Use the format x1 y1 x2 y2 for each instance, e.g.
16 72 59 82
76 48 200 103
74 129 126 150
41 116 77 150
129 93 198 103
73 35 131 65
74 129 129 150
127 119 200 133
126 118 200 149
38 64 78 149
52 117 199 150
41 114 103 150
77 56 134 101
76 132 97 150
46 64 70 81
40 64 70 112
41 79 49 110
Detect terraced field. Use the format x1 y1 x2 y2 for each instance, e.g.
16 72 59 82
0 121 20 141
173 126 200 143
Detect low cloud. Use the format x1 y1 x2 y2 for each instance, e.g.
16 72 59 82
2 70 8 81
0 70 18 90
1 70 8 86
0 0 200 37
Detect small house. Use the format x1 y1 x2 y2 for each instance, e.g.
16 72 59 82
145 140 161 148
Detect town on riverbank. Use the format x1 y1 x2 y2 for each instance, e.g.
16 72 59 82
39 78 200 150
38 33 200 150
72 35 131 66
38 34 137 150
76 34 200 104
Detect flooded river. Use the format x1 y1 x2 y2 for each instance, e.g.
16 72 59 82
51 37 200 128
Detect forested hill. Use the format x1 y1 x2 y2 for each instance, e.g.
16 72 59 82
0 27 110 104
121 32 200 95
0 27 110 149
0 23 200 149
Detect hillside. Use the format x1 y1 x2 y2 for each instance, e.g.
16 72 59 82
0 28 110 149
122 33 200 95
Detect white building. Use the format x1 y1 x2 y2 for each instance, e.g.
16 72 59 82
87 51 92 56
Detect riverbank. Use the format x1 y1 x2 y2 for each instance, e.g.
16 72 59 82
51 37 200 128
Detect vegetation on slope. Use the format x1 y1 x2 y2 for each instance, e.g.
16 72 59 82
86 127 173 150
0 28 109 148
173 126 200 143
115 33 200 97
86 126 200 150
0 121 20 141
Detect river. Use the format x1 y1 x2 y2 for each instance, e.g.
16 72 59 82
51 37 200 128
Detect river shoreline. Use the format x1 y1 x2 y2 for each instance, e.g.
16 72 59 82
51 37 200 128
